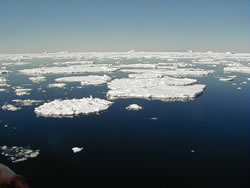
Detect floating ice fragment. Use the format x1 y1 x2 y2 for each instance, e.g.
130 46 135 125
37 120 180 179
15 88 31 96
219 75 236 82
35 97 113 118
29 76 46 83
2 104 21 111
125 104 143 111
72 147 83 153
48 83 66 88
55 75 111 86
0 146 40 163
237 87 242 90
12 99 43 106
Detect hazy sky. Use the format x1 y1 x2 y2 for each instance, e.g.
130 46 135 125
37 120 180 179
0 0 249 53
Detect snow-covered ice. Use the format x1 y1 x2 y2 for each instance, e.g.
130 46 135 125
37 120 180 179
34 97 113 118
224 65 250 74
125 104 143 111
55 75 111 86
1 145 40 163
107 77 205 101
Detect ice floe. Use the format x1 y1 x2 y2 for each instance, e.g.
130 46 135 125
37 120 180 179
107 77 205 101
34 97 113 118
121 68 214 77
48 83 66 88
12 99 43 106
55 75 111 86
72 147 83 153
29 76 46 83
1 146 40 163
125 104 143 111
219 75 236 82
1 104 21 111
15 88 31 96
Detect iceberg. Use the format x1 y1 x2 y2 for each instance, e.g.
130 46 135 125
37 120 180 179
107 77 205 101
1 145 40 163
55 75 111 86
34 97 113 118
125 104 143 111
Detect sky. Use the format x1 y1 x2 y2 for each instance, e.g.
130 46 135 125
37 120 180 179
0 0 249 53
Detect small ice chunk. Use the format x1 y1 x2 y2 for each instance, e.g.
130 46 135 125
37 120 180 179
219 75 236 82
35 97 113 118
72 147 83 153
12 99 43 106
0 146 40 163
2 104 21 111
240 81 247 85
15 88 31 96
150 117 158 120
29 76 46 83
237 87 242 90
48 83 66 88
125 104 143 111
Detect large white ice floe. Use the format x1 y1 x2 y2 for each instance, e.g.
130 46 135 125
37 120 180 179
1 145 40 163
2 104 21 111
19 64 119 75
125 104 143 111
55 75 111 86
107 77 205 101
34 97 113 118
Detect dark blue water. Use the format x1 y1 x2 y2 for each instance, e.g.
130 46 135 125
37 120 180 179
0 60 249 188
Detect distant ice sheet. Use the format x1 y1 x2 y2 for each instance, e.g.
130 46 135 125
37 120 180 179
34 97 113 118
12 99 43 106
